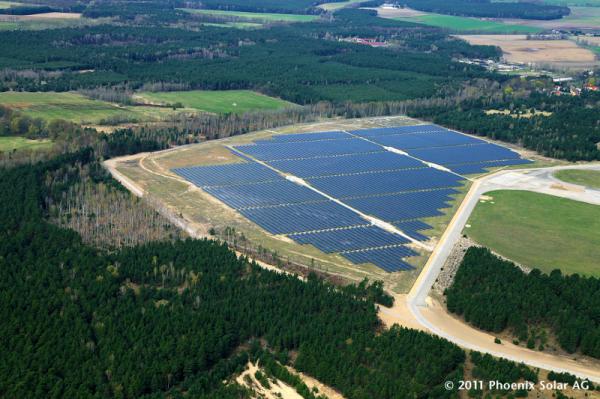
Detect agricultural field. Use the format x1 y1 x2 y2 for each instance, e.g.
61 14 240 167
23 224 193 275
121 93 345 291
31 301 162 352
457 34 598 70
0 90 294 127
134 90 295 114
376 6 542 33
497 6 600 30
112 116 531 292
465 190 600 276
179 8 319 22
318 0 364 11
0 136 52 152
0 91 167 124
554 169 600 190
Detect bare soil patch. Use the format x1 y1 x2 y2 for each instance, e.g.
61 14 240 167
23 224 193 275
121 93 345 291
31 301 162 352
373 6 425 18
457 34 598 69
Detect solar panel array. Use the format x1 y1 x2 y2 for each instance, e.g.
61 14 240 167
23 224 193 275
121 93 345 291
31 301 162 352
174 124 531 273
349 125 531 174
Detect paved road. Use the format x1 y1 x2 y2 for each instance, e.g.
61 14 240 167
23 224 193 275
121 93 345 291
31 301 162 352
406 163 600 382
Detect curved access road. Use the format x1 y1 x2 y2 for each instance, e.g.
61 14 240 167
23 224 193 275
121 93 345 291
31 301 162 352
406 163 600 382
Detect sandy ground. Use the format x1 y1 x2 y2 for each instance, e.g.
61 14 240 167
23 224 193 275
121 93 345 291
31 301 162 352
0 12 81 21
421 297 600 382
237 362 302 399
372 6 425 18
457 35 597 68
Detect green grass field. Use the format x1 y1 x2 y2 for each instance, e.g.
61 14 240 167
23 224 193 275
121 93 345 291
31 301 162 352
555 169 600 190
318 0 364 11
393 14 543 33
134 90 294 114
0 136 53 152
0 92 147 124
179 8 318 22
466 190 600 276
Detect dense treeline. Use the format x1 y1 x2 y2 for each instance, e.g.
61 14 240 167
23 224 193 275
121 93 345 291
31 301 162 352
196 0 338 14
446 247 600 359
403 0 569 20
0 149 469 398
364 0 569 20
0 10 499 103
409 91 600 161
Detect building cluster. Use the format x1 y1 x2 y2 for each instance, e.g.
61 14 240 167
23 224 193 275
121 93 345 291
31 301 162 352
339 37 388 47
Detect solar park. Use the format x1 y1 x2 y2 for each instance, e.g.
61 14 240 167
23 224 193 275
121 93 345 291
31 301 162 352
173 124 531 273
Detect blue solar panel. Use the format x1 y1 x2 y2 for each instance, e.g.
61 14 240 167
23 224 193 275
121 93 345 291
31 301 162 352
255 131 351 143
447 158 533 175
407 143 521 166
289 225 408 253
351 124 444 137
341 246 417 272
173 124 531 273
345 188 458 221
234 138 381 161
307 168 463 198
239 202 367 235
268 151 424 178
371 130 482 150
394 220 433 241
173 162 280 187
204 180 326 209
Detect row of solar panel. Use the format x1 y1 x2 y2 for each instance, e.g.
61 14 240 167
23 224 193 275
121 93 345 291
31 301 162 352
341 246 417 272
349 124 446 138
394 220 433 242
173 162 280 187
235 138 381 161
204 180 326 209
268 151 424 178
238 201 368 235
344 188 457 221
307 168 463 198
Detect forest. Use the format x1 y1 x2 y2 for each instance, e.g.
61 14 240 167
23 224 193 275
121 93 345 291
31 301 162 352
446 247 600 359
409 91 600 161
402 0 569 20
0 9 499 104
0 146 472 398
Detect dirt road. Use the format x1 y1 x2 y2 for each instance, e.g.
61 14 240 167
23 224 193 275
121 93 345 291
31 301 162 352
407 163 600 382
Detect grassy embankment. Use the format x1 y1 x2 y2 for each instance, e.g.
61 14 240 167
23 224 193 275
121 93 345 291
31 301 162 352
554 169 600 190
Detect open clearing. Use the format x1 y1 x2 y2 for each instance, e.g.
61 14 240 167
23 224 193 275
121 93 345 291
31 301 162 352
457 34 598 69
318 0 364 11
134 90 294 114
0 136 52 152
0 91 169 124
555 169 600 190
0 90 293 126
179 8 318 22
497 7 600 30
375 7 542 33
466 190 600 277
